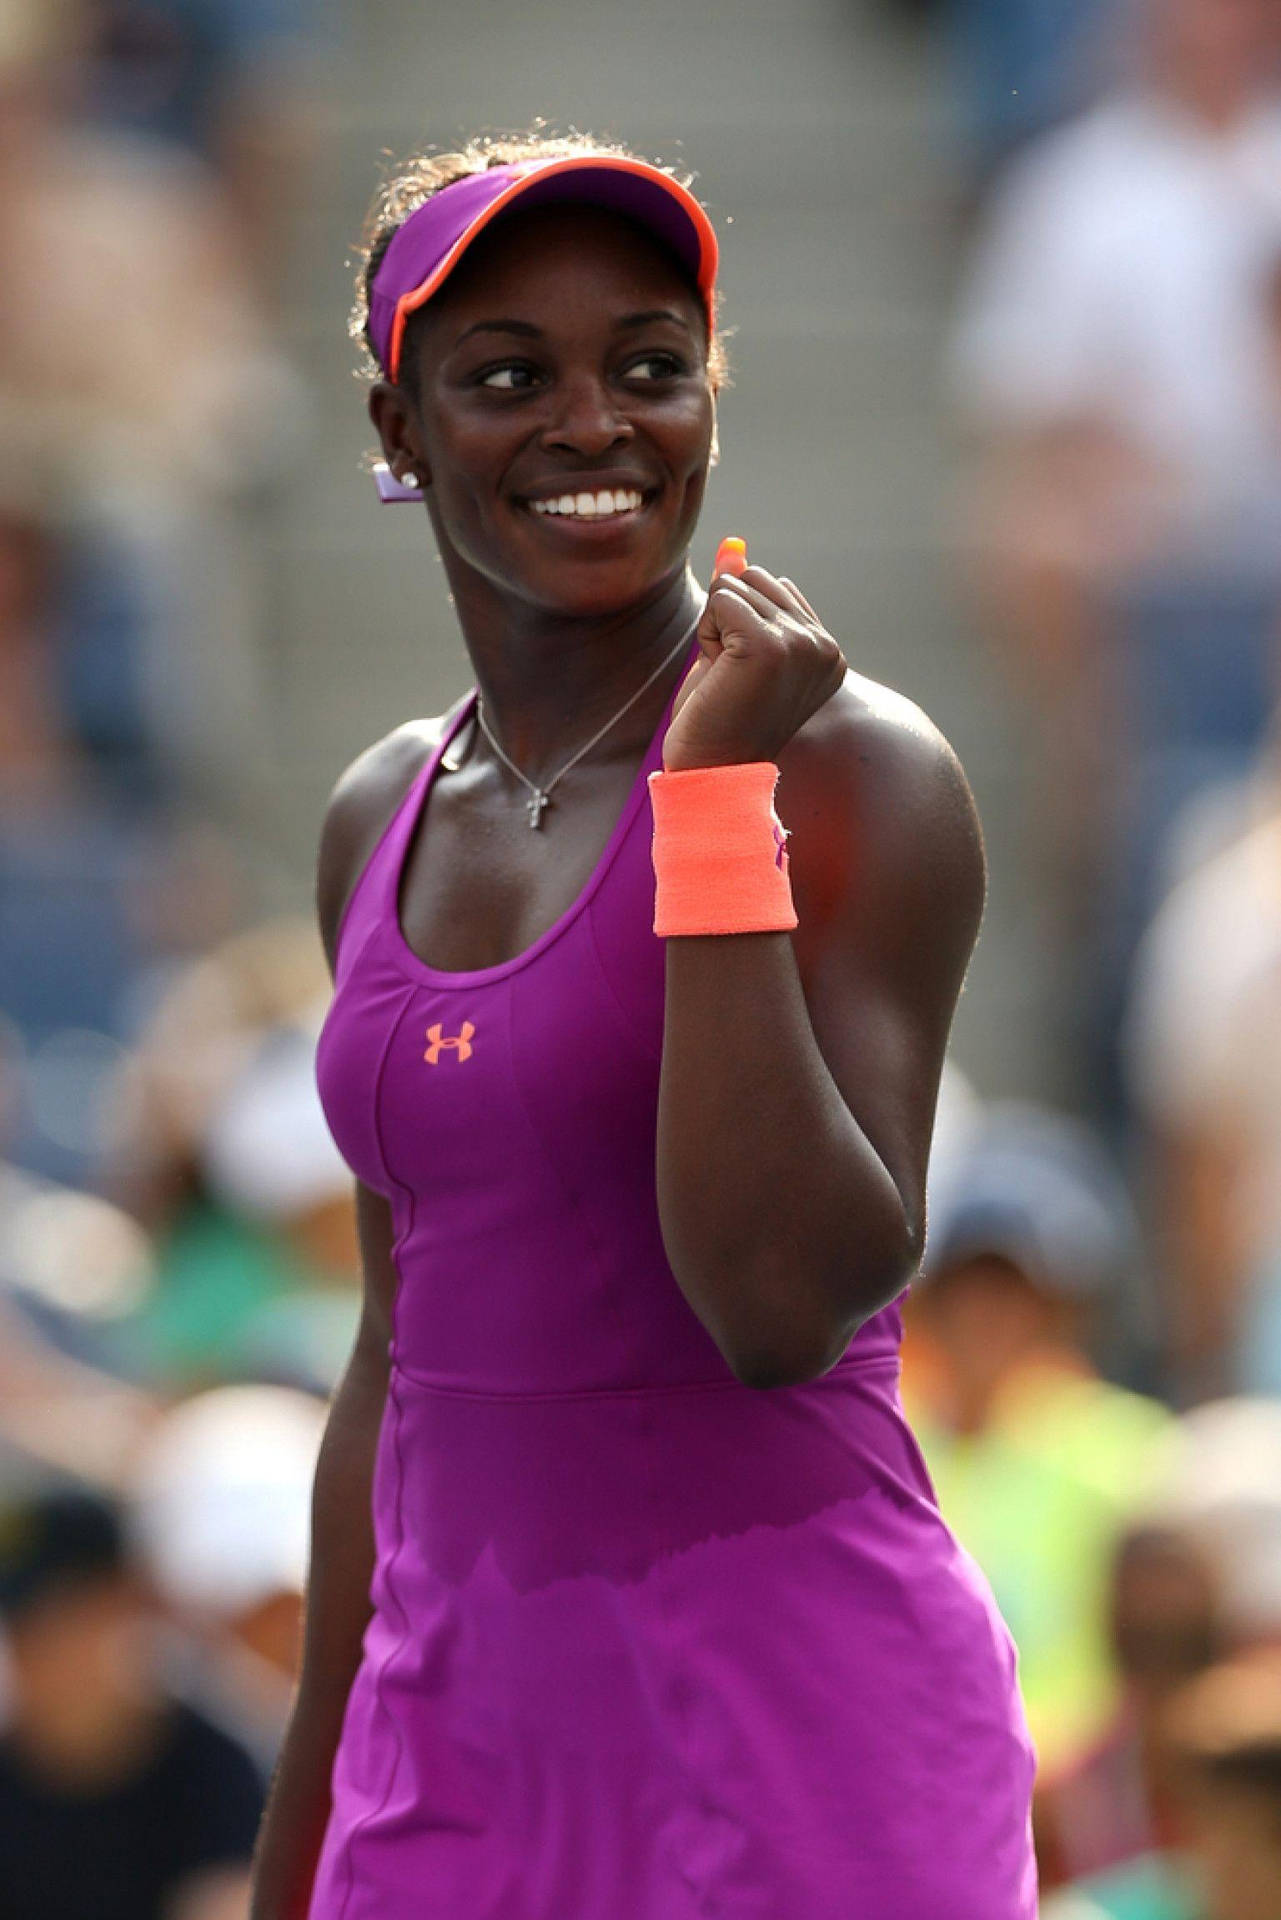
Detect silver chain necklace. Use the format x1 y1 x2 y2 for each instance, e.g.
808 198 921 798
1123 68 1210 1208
472 625 695 829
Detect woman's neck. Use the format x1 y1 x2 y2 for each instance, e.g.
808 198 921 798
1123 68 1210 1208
451 566 703 777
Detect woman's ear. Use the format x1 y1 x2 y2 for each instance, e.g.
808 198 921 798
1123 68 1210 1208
708 397 721 471
368 381 431 490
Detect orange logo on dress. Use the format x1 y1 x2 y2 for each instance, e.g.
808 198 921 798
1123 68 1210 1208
424 1021 475 1065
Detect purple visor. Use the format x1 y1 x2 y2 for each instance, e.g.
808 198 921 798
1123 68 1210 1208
368 156 719 381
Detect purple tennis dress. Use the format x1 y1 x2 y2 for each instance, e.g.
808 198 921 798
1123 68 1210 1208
310 674 1037 1919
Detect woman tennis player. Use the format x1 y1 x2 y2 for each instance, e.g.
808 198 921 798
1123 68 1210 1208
249 132 1037 1920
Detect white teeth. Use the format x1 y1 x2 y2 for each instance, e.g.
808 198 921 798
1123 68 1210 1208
529 489 645 518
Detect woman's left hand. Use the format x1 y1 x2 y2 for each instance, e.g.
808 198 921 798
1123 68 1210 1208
664 561 848 771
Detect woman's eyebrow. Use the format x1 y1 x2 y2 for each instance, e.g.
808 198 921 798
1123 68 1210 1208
615 309 693 332
450 309 695 350
453 318 543 346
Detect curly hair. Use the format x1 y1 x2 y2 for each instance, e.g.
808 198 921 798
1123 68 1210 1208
350 129 729 391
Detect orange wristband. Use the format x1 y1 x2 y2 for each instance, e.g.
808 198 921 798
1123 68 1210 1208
647 762 798 937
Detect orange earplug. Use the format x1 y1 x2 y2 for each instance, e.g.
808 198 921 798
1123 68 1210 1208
713 536 748 579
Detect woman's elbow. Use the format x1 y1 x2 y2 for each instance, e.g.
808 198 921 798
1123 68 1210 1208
719 1236 922 1391
725 1343 838 1391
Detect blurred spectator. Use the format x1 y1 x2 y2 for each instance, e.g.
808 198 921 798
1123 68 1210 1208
0 444 155 1124
904 1103 1174 1773
106 918 332 1218
950 0 1281 1114
943 0 1115 202
80 0 330 303
0 0 299 1175
1042 1397 1281 1901
0 443 250 1181
954 0 1281 560
0 435 151 807
105 919 358 1391
0 1170 155 1477
1168 1655 1281 1920
0 1020 157 1480
1045 1652 1281 1920
0 1 302 809
1038 1522 1222 1890
130 1386 326 1774
1151 1398 1281 1650
200 1016 360 1388
1125 767 1281 1400
0 2 295 498
0 1480 263 1920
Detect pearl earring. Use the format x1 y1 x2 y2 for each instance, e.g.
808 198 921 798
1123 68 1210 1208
373 461 424 503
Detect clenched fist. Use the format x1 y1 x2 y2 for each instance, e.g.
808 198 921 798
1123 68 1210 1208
663 543 848 771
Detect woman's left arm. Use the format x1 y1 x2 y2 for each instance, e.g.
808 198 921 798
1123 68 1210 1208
655 565 986 1388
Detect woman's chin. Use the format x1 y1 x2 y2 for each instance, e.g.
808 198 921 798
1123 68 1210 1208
508 552 689 620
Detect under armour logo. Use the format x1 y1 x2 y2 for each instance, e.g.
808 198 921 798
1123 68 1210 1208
424 1021 475 1065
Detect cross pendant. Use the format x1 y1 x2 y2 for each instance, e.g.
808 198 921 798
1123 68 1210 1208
527 790 550 829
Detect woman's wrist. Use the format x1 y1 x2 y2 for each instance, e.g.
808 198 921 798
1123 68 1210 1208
648 761 797 938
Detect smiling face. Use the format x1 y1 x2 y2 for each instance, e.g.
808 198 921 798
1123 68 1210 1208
370 202 717 620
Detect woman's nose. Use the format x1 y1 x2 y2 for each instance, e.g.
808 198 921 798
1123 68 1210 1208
541 374 634 457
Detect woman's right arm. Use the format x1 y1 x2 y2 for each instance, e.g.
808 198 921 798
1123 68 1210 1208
251 730 431 1920
249 1182 396 1920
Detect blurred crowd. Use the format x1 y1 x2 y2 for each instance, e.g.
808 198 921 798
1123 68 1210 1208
910 1 1281 1914
3 0 1281 1915
0 3 343 1915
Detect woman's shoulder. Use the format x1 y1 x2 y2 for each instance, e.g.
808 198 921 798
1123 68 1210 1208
315 713 453 973
781 669 986 948
783 668 978 842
